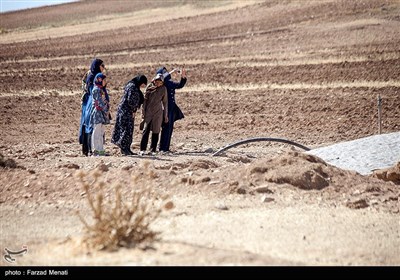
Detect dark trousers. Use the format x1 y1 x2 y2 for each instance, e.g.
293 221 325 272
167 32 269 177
81 126 91 156
87 132 92 154
82 132 92 156
159 119 174 152
140 121 159 152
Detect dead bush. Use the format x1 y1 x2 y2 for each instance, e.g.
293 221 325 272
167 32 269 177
0 153 18 168
76 161 170 251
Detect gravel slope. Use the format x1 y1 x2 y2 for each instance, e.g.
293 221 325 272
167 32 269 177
307 132 400 175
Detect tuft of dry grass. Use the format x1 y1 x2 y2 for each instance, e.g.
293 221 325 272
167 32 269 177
76 161 170 251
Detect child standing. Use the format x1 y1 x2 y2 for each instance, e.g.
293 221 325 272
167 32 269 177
90 73 110 156
140 73 168 155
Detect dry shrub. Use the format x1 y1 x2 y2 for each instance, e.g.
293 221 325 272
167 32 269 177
76 161 169 251
0 153 19 169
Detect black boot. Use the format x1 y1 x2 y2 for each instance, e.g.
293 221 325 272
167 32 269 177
121 148 130 156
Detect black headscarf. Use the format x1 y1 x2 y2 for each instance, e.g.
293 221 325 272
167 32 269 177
132 75 147 88
131 75 147 106
86 58 104 88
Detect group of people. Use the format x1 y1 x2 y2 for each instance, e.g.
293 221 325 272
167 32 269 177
78 58 187 157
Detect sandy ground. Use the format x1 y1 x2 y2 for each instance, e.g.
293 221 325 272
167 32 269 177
1 0 399 266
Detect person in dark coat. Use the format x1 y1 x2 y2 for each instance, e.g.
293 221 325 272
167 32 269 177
157 66 187 153
111 75 147 155
79 58 106 156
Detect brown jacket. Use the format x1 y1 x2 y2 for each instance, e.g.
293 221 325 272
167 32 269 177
142 84 168 134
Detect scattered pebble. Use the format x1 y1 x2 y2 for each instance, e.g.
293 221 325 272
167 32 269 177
215 202 229 210
261 196 274 203
164 201 174 210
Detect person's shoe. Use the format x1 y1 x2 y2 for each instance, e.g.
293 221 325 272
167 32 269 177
139 150 145 156
97 150 107 156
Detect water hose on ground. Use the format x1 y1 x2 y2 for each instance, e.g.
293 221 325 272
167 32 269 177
212 137 310 156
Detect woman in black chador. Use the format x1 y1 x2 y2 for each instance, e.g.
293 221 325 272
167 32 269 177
111 75 147 155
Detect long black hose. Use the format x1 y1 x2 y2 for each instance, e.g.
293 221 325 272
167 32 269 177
212 137 310 156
